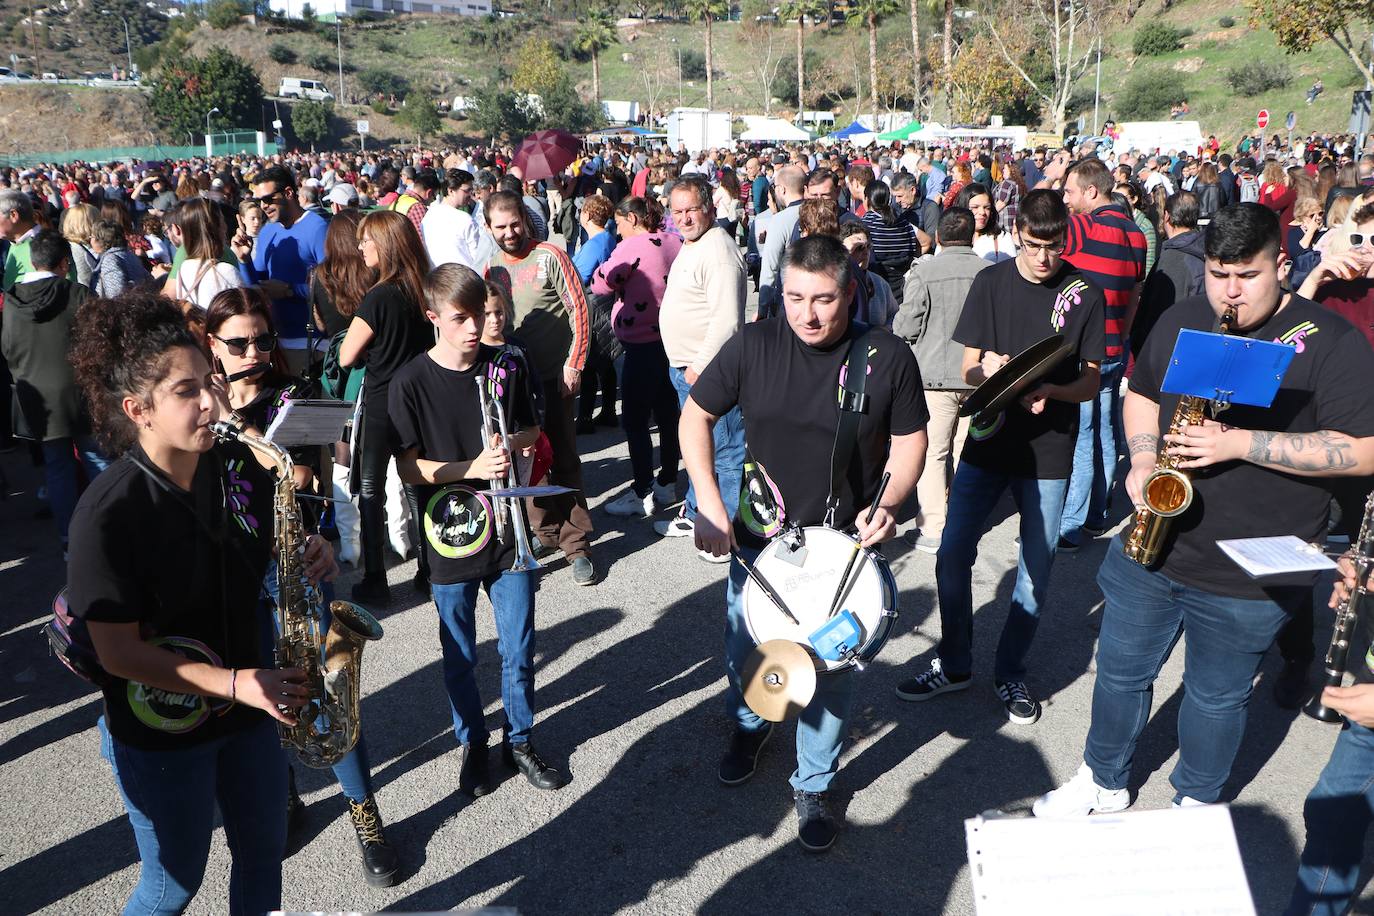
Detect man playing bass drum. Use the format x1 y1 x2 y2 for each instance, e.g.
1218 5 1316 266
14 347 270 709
1035 203 1374 818
687 235 929 853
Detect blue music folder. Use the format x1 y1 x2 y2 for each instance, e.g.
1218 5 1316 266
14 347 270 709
1160 329 1295 408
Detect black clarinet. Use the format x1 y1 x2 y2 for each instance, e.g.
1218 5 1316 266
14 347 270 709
1305 490 1374 723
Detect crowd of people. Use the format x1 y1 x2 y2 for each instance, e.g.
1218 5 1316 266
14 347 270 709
4 125 1374 913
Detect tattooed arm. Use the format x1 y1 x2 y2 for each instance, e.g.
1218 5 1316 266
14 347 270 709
1122 389 1162 506
1166 423 1374 476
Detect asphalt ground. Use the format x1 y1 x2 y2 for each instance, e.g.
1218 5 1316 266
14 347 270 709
4 309 1374 915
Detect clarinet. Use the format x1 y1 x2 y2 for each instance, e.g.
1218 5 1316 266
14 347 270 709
1305 490 1374 723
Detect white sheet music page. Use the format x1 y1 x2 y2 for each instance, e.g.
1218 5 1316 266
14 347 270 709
965 805 1256 916
1217 535 1338 578
263 399 355 447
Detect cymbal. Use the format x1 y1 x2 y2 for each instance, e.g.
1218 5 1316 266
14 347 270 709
959 334 1074 419
742 640 818 722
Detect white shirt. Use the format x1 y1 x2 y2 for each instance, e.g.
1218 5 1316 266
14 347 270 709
420 200 484 271
174 259 243 311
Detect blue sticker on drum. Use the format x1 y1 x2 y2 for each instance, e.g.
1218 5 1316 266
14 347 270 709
740 460 785 538
809 610 863 662
425 486 493 559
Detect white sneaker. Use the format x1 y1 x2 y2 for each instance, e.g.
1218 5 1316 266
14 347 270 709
605 489 653 518
1032 764 1130 818
652 481 677 507
1172 796 1207 809
654 513 694 538
339 539 360 566
698 549 731 564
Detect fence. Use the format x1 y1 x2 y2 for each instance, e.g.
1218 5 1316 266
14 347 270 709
0 131 278 169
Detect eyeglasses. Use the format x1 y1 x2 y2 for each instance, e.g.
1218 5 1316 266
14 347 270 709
213 333 277 356
1021 239 1065 255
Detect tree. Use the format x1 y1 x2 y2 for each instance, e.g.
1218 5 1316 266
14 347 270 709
777 0 828 120
1247 0 1374 88
907 0 925 116
573 11 618 103
981 0 1109 135
737 14 789 115
396 92 443 145
945 34 1028 123
268 43 297 64
512 37 563 96
307 51 333 74
684 0 730 109
148 47 264 139
846 0 901 128
468 82 540 139
291 99 331 151
206 0 244 30
357 66 409 98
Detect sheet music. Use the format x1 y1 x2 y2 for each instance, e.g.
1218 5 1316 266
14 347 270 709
965 806 1255 916
1217 536 1337 579
263 399 355 447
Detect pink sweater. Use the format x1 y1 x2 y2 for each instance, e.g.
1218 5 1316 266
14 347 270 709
590 231 683 345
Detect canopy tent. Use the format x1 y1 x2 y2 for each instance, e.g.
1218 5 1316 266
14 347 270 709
738 118 812 142
877 120 924 142
826 120 871 141
584 125 664 141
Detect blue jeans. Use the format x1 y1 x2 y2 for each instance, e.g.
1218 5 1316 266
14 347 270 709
1286 721 1374 916
1084 547 1293 803
669 365 744 522
935 461 1070 682
431 569 536 746
260 574 374 801
1060 360 1124 544
620 340 680 496
723 547 856 793
42 435 109 543
99 716 286 915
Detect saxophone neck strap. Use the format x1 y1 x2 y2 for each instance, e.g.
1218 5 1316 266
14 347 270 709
824 323 875 529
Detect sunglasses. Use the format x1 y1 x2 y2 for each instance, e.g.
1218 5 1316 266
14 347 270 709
213 333 277 356
1351 233 1371 248
253 189 286 205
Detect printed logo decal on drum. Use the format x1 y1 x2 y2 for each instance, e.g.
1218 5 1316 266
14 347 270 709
968 410 1005 441
781 567 842 593
425 486 494 559
1275 320 1319 354
740 460 786 538
1052 279 1088 331
128 637 223 734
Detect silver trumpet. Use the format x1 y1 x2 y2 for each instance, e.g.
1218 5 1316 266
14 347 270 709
476 377 542 573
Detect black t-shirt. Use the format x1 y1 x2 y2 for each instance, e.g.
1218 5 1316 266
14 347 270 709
691 317 929 550
310 275 353 340
388 346 540 585
66 445 276 750
355 282 433 412
1129 294 1374 599
953 258 1107 479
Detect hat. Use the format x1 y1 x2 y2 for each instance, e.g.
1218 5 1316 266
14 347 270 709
581 161 599 176
326 183 358 206
303 177 321 188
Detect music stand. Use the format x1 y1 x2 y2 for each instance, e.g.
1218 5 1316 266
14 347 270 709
1160 329 1295 410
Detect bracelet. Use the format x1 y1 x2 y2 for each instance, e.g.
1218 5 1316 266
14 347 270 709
228 668 238 706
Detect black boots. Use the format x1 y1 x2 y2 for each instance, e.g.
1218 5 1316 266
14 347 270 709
503 740 568 791
347 795 400 888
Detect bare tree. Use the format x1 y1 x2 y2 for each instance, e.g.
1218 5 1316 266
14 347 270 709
738 19 788 116
981 0 1108 135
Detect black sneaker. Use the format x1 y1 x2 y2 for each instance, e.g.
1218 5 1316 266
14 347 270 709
412 569 431 598
532 540 559 562
351 574 390 606
718 724 773 786
347 795 400 888
1057 536 1080 553
793 790 837 852
458 742 492 798
503 740 567 790
996 680 1042 725
1274 659 1311 710
285 766 306 839
894 659 971 702
571 556 597 586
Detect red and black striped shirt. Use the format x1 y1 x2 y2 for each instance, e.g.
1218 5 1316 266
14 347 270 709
1063 205 1147 359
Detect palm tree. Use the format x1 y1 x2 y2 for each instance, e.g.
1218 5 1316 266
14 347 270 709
845 0 900 128
907 0 923 116
574 12 619 103
778 0 827 116
683 0 729 109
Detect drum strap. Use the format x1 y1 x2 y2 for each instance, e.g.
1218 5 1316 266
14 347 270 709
824 323 874 529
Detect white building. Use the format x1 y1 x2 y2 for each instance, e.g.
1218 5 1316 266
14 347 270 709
268 0 491 19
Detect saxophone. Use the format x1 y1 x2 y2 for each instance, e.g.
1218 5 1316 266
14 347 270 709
211 419 383 768
1123 304 1237 568
1305 489 1374 723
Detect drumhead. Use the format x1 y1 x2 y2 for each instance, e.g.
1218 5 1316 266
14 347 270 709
742 526 898 672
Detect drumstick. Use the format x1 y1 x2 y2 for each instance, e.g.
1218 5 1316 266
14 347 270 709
826 472 892 620
732 550 800 625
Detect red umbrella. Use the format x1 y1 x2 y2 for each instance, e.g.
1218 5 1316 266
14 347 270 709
511 129 583 182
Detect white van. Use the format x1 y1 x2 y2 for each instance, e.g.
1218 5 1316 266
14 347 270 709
278 77 333 102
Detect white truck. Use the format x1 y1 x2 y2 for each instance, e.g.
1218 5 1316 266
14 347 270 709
664 107 731 154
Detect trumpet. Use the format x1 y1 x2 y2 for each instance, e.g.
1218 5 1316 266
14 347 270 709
476 377 541 573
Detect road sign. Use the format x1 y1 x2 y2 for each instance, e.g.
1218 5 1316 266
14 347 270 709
271 118 282 130
356 120 370 134
1257 109 1270 130
1285 110 1296 131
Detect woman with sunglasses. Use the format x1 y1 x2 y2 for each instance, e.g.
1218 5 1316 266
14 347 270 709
66 290 323 914
204 287 402 888
1298 199 1374 352
339 210 434 604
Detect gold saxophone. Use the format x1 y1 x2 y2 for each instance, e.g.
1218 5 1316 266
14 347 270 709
1123 304 1237 568
212 419 383 768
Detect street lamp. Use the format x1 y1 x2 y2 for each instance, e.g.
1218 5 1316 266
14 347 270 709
100 9 133 79
335 10 345 103
669 36 682 108
206 106 220 135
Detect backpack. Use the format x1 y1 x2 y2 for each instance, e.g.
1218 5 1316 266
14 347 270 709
320 328 365 402
44 588 111 687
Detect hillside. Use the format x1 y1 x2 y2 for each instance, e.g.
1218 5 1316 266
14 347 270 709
0 0 1366 156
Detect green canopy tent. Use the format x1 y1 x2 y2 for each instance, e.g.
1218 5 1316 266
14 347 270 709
876 120 924 142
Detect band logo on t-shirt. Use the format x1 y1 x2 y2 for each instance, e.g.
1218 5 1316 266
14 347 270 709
1053 278 1090 332
127 636 224 734
425 487 494 559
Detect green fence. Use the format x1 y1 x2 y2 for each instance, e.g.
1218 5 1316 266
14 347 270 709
0 131 278 168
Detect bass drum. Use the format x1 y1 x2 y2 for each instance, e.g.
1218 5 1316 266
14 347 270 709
742 525 899 673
